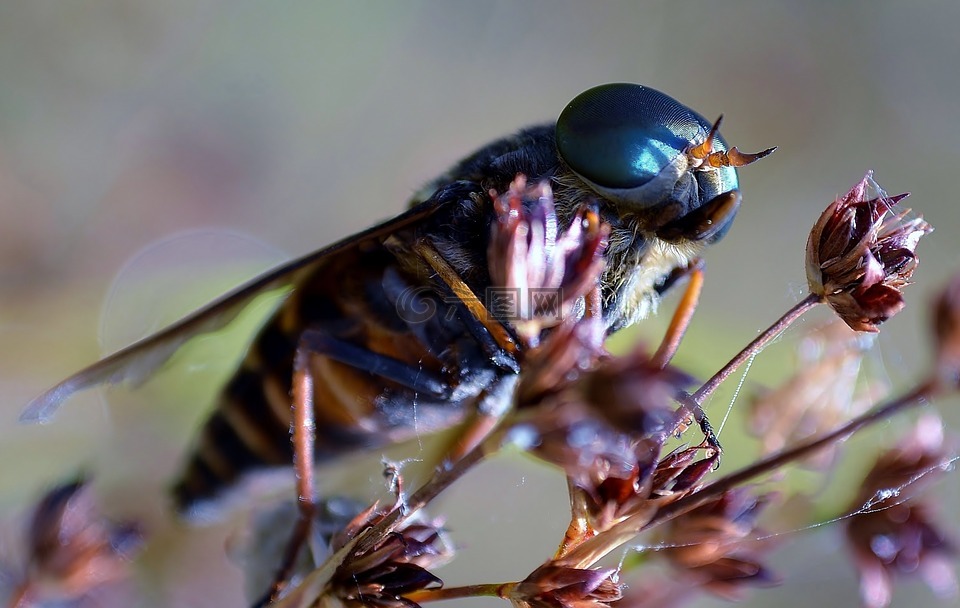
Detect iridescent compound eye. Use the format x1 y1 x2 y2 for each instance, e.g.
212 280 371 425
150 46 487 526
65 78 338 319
556 83 737 208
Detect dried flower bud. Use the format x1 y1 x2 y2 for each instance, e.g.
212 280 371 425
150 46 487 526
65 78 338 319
519 336 693 452
577 348 694 438
516 314 607 408
509 563 622 608
326 500 452 608
660 489 779 600
806 172 931 332
748 321 884 469
614 578 696 608
8 479 143 606
932 270 960 387
237 497 369 602
650 446 718 498
488 175 609 345
845 414 957 608
513 338 706 536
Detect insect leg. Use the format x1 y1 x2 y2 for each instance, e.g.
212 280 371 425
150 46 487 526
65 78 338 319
442 371 518 463
259 322 475 604
654 260 722 455
653 259 705 368
412 239 520 373
299 331 449 398
259 339 317 606
405 239 524 461
675 391 724 461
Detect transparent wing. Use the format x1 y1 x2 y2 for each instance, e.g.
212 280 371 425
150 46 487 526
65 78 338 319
21 201 441 424
98 230 288 356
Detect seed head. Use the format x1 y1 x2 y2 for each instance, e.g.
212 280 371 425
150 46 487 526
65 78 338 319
660 489 779 600
11 479 142 606
326 500 452 608
806 172 931 332
845 414 957 608
513 337 706 535
509 563 622 608
932 270 960 387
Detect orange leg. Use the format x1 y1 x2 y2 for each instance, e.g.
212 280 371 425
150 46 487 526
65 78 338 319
653 262 722 455
653 262 704 368
413 239 519 358
257 341 317 606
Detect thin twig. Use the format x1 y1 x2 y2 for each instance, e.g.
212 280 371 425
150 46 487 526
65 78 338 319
692 293 821 404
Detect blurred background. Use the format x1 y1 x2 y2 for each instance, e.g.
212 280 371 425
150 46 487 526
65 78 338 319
1 1 958 606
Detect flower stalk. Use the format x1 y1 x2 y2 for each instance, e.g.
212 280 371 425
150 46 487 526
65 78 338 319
691 293 822 405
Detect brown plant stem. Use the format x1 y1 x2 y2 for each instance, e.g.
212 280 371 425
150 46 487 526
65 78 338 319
559 377 940 569
691 293 822 405
404 582 514 604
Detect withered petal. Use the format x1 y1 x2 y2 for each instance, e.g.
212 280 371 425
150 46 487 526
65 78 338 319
860 250 886 288
364 562 443 592
856 282 905 313
669 455 718 493
699 556 765 581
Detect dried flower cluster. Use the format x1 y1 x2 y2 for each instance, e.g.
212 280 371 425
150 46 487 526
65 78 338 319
508 564 622 608
215 174 959 607
488 176 609 345
806 171 931 332
2 479 142 608
516 335 716 540
845 415 957 608
325 499 451 608
660 489 779 599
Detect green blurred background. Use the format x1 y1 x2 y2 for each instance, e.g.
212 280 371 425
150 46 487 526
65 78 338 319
1 1 958 606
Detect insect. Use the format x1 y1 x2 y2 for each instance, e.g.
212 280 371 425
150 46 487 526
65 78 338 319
24 83 773 517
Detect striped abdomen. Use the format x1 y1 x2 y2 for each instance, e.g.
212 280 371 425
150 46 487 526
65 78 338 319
171 240 491 513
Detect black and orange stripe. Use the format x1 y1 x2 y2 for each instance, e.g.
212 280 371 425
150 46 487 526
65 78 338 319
171 239 490 511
